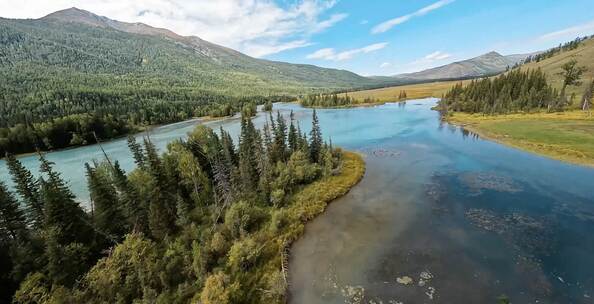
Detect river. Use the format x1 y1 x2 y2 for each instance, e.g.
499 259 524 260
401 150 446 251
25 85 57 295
1 99 593 303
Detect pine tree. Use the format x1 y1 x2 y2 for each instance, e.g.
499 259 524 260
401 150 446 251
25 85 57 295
220 127 238 167
238 115 259 193
287 111 298 153
309 109 323 163
142 138 177 239
38 154 93 245
127 135 146 169
5 154 43 228
86 163 126 241
110 161 147 233
272 111 287 162
0 182 28 241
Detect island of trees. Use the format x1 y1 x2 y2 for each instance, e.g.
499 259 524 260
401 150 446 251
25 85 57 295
0 110 365 303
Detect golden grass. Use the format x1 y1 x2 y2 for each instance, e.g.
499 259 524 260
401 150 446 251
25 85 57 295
340 80 471 102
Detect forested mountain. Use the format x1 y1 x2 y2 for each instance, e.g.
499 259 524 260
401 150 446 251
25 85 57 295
2 8 378 95
0 8 387 155
386 51 531 82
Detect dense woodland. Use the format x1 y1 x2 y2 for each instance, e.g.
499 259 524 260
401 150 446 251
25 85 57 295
437 63 590 114
300 93 382 107
1 14 374 156
0 109 350 303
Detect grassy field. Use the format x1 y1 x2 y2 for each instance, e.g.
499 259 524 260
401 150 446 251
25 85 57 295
449 111 594 166
340 80 469 102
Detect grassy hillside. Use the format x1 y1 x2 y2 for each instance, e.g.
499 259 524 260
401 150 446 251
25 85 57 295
518 37 594 101
347 37 594 105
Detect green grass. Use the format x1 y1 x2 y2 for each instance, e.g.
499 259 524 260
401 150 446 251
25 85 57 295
450 111 594 167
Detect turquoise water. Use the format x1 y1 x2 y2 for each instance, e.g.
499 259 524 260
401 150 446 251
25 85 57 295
1 99 593 303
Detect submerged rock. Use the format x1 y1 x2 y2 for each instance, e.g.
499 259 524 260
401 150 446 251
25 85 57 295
396 276 414 285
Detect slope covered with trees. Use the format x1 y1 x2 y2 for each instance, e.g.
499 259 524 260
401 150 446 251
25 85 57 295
0 8 385 155
0 110 365 303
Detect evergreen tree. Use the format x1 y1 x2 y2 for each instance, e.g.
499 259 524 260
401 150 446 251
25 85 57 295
127 135 146 169
142 138 177 239
110 161 147 233
38 154 93 245
287 111 298 153
271 111 287 162
5 154 43 228
86 163 126 241
309 109 323 163
0 182 28 241
238 115 259 193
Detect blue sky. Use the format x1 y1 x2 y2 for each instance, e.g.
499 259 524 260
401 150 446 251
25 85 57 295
2 0 594 75
268 0 594 75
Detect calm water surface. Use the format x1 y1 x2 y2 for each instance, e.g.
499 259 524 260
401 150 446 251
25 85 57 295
1 99 593 303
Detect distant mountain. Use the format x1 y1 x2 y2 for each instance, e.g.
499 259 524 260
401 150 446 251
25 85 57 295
387 51 532 82
0 8 382 97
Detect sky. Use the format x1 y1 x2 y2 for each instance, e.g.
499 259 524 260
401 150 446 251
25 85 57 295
1 0 594 76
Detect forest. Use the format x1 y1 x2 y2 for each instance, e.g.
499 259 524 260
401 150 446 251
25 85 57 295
436 67 585 114
300 93 384 108
0 78 293 156
0 109 366 303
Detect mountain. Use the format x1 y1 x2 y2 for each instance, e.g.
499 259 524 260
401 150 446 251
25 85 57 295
387 51 531 82
0 8 382 97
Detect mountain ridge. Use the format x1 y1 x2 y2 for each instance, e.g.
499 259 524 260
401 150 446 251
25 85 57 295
385 51 532 82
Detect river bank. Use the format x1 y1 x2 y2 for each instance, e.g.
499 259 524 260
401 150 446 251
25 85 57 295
447 110 594 167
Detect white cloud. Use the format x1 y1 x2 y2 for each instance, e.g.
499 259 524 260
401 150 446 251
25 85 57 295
539 20 594 41
394 50 452 74
306 42 388 61
0 0 346 58
379 62 392 68
424 51 451 61
372 0 454 34
360 19 369 25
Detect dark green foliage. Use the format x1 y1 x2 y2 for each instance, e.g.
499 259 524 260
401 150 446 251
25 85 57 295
1 110 343 303
5 154 43 228
0 11 379 157
438 69 559 114
309 109 323 163
86 163 126 241
0 182 28 241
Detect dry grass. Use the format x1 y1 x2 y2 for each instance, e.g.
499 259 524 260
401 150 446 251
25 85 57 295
340 80 469 102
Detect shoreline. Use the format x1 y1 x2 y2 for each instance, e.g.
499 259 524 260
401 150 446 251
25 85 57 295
281 151 366 301
1 115 230 160
446 113 594 168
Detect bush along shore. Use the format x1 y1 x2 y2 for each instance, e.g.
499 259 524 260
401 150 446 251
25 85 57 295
0 109 365 304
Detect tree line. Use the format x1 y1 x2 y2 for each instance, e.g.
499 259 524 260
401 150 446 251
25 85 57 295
300 93 381 107
437 64 588 114
0 109 343 303
523 36 590 64
0 85 294 156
